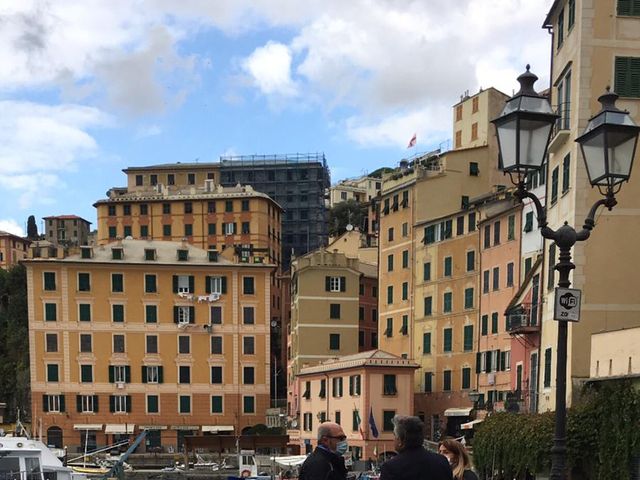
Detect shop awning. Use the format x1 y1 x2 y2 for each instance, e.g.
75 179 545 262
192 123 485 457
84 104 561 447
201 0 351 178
171 425 199 431
461 419 484 430
73 424 102 431
444 407 473 417
105 424 135 434
202 425 234 433
139 425 167 430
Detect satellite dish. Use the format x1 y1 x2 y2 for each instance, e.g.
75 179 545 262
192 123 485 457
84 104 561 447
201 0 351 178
346 224 354 231
271 321 278 327
291 420 298 428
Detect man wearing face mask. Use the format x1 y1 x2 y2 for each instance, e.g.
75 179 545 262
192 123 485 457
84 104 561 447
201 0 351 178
299 422 348 480
380 415 452 480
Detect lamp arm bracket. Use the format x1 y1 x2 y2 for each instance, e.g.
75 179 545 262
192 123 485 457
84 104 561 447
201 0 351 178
515 183 548 228
577 193 617 241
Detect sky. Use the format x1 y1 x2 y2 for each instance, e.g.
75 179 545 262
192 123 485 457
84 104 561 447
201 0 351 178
0 0 553 236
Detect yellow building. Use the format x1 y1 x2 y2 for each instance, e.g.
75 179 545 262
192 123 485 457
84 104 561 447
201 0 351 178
26 239 274 452
538 0 640 411
296 350 417 459
94 184 282 265
122 163 220 193
43 215 92 247
0 231 30 270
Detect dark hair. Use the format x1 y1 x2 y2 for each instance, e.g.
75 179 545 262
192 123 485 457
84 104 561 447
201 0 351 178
392 415 424 449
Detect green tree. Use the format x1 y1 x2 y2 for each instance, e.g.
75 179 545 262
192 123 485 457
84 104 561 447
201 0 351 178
328 199 368 237
0 265 30 422
26 216 38 240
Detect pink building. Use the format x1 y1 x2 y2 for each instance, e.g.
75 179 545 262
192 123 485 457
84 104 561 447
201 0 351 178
295 350 417 460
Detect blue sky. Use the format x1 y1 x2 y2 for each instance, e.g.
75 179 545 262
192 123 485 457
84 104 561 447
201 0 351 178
0 0 552 235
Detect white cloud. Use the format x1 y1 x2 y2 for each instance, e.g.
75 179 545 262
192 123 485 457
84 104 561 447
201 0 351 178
242 41 297 97
0 219 25 237
135 124 163 139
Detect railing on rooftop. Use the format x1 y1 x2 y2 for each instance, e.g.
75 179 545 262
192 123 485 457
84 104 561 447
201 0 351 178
219 153 327 166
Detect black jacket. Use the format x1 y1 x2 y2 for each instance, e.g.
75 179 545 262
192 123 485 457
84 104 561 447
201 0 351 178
299 447 347 480
380 447 452 480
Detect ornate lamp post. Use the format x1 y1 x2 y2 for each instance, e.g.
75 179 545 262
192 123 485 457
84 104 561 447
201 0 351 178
492 66 640 480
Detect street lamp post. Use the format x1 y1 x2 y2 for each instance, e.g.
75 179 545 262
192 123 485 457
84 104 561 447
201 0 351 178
492 66 640 480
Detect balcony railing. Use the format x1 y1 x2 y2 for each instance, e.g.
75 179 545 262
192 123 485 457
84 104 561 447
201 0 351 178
506 306 540 334
549 102 571 152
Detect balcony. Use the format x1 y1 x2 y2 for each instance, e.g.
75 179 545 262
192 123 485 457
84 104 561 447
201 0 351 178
548 102 571 153
507 311 539 334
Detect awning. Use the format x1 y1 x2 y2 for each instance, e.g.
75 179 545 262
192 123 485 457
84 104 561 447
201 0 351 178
139 425 167 430
202 425 234 433
73 424 102 431
444 407 473 417
461 419 484 430
105 424 135 434
171 425 200 431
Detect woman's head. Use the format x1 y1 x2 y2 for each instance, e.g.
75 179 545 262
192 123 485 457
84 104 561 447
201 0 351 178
438 438 471 478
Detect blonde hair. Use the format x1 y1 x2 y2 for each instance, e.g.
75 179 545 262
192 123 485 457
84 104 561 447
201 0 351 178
439 438 472 480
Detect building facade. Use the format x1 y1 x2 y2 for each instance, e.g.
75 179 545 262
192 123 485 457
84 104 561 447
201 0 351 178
539 0 640 411
0 231 30 270
296 350 417 460
43 216 92 247
218 154 331 269
26 239 273 452
329 176 382 207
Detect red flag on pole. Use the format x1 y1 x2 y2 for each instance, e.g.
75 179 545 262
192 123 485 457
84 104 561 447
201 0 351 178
407 133 417 148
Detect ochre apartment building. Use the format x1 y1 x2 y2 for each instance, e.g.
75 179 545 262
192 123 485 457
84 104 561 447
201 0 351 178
43 215 92 247
0 231 30 270
26 239 274 452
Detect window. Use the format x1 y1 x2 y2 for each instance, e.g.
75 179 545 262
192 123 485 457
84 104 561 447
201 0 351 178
113 335 125 353
383 375 397 395
423 332 431 354
145 305 157 323
187 173 196 185
464 288 474 309
162 224 171 237
243 336 255 355
80 365 93 383
359 307 364 321
401 315 408 335
383 410 396 432
466 251 475 271
211 366 223 384
456 104 463 121
207 201 216 213
243 307 255 324
326 276 345 292
110 395 130 413
402 250 409 268
81 247 92 259
507 262 515 287
618 0 640 16
388 227 394 242
210 306 222 325
179 395 191 414
174 275 194 294
402 282 408 300
551 167 559 203
525 257 533 276
349 375 362 396
111 248 123 260
79 304 91 322
402 222 409 237
242 277 255 295
78 273 90 292
444 257 452 277
491 312 499 334
211 396 223 414
468 212 476 231
461 324 474 351
45 303 57 321
443 292 452 313
387 286 393 305
329 334 340 350
544 347 552 388
443 370 452 391
43 394 64 413
108 226 117 239
243 366 255 385
207 275 226 295
112 304 124 323
462 367 471 390
469 161 479 176
524 211 534 232
387 254 394 272
562 153 570 193
493 221 501 245
78 395 97 413
424 373 433 393
184 224 193 237
508 215 515 240
46 333 58 352
174 306 193 324
557 7 564 49
483 225 491 248
424 225 435 244
108 205 117 216
123 225 132 238
241 222 250 234
492 267 500 291
385 318 393 337
455 130 462 147
47 364 59 382
548 243 557 289
211 336 223 354
147 395 159 413
481 315 488 336
319 379 327 398
178 336 190 354
443 328 452 352
423 262 431 281
146 336 158 354
80 334 92 352
178 366 190 384
424 296 432 316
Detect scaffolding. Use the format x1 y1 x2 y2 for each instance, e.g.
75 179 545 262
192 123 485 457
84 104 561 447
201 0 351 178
219 153 327 168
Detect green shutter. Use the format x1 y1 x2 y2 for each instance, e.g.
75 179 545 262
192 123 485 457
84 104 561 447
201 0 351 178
109 395 115 413
205 276 211 294
463 325 473 351
172 275 178 293
93 395 99 413
423 332 431 354
108 365 114 383
59 395 65 412
126 395 132 413
189 276 194 293
125 366 131 383
189 306 195 324
444 329 452 352
325 277 331 291
158 366 164 384
476 352 482 374
221 277 227 294
43 395 49 412
173 306 179 323
141 366 147 383
76 395 82 413
340 276 346 292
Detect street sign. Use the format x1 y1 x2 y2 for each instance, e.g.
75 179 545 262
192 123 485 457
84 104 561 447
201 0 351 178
554 287 582 322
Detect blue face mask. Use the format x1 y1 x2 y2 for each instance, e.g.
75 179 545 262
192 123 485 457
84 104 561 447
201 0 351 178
336 440 349 456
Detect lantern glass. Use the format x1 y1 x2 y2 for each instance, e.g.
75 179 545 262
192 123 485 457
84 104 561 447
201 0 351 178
518 116 554 170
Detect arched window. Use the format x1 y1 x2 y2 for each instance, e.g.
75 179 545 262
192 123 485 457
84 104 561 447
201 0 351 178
47 426 63 449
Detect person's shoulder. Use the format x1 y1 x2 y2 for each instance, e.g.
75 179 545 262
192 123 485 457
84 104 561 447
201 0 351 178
462 470 479 480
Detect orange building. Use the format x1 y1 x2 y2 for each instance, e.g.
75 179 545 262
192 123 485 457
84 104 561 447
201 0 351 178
26 239 274 452
0 231 30 270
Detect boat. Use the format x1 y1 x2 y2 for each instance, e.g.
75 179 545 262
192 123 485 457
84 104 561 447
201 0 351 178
0 436 88 480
